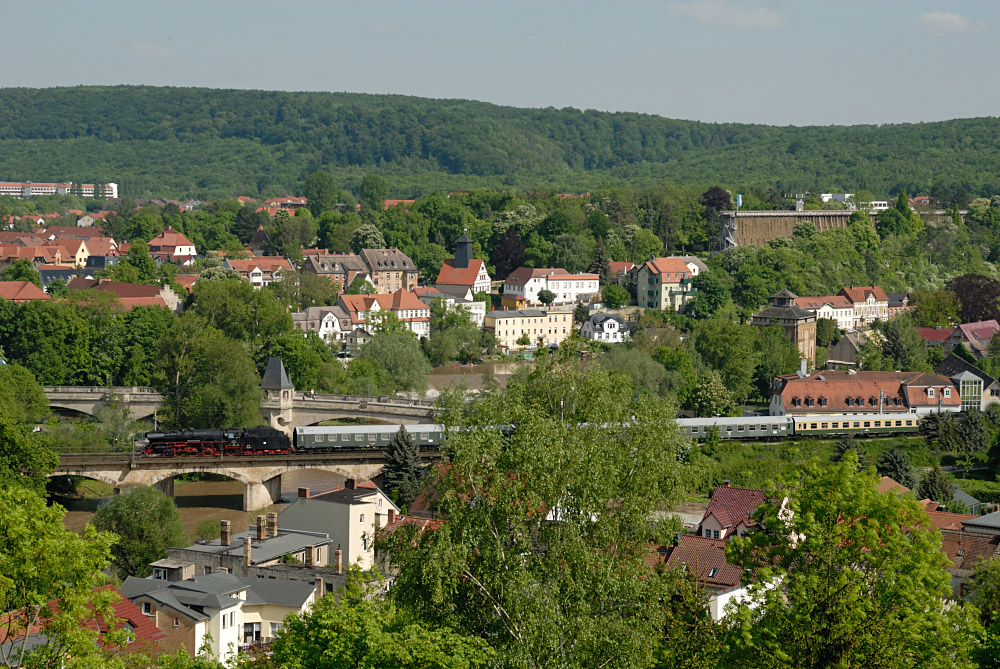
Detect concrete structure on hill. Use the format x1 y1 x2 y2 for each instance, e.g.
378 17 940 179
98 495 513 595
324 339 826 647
718 209 874 250
751 290 816 366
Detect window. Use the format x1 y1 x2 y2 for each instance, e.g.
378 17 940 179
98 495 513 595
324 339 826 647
810 423 818 430
703 527 712 537
864 422 871 428
173 617 179 628
142 602 151 615
927 388 935 398
853 422 860 428
821 423 828 429
271 622 282 637
204 566 212 574
708 568 719 578
360 514 365 525
244 622 261 644
874 421 881 428
152 567 167 580
222 614 226 630
847 398 854 406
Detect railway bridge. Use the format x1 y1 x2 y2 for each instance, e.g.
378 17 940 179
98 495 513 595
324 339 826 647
52 450 441 510
43 357 437 432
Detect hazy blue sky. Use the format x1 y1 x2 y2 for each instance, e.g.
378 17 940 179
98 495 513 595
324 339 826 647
2 0 997 126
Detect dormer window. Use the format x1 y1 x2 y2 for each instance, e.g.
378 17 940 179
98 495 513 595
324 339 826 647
847 397 854 407
944 388 952 398
819 398 828 407
928 388 935 398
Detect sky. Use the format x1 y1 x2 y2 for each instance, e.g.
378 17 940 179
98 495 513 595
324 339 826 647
1 0 997 126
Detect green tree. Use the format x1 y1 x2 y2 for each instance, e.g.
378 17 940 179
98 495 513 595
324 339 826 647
694 320 760 403
359 174 389 216
690 370 738 417
590 237 613 284
876 316 928 372
754 323 801 399
573 303 589 323
0 486 122 669
0 362 49 424
424 300 491 366
0 411 57 495
876 447 917 489
382 352 687 668
153 313 263 428
384 427 423 508
602 283 630 309
350 222 386 253
271 569 494 669
93 486 188 579
0 259 41 287
684 272 728 319
189 278 292 367
304 170 339 215
46 278 68 298
918 464 956 507
724 452 981 668
358 331 431 393
537 288 556 305
815 317 840 347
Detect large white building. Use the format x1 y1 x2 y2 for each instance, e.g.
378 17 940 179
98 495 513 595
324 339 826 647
503 267 599 305
0 181 118 199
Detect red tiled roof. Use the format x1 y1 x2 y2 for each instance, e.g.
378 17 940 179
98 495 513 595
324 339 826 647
958 320 1000 344
227 257 293 274
664 535 742 589
922 503 976 532
39 225 107 238
504 266 569 285
0 281 50 302
840 285 889 304
608 261 634 276
795 295 853 310
436 258 484 287
773 370 961 413
67 278 164 299
916 327 954 344
642 257 691 280
877 476 910 495
383 199 415 209
940 529 1000 572
339 289 428 322
147 226 194 250
703 485 766 530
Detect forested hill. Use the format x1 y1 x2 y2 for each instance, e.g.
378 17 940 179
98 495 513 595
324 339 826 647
2 85 999 199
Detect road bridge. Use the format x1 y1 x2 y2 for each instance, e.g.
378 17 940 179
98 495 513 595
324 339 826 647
52 450 441 510
43 357 437 430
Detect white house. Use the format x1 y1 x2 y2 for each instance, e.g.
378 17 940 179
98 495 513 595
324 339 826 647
794 294 854 331
337 289 431 339
504 267 599 305
580 313 633 343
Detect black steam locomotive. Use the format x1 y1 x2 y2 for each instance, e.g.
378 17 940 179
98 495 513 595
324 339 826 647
142 427 292 457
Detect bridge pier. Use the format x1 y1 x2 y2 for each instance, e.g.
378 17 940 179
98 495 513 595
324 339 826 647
153 476 175 498
244 475 282 511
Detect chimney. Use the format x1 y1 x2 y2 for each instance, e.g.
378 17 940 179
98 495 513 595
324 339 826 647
388 509 396 525
304 545 315 566
267 512 278 538
723 480 731 487
220 520 231 546
334 548 343 574
314 577 325 599
256 515 266 541
298 487 310 498
243 536 252 568
345 478 356 490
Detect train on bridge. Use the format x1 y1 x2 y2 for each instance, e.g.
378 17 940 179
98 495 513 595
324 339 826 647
142 412 926 458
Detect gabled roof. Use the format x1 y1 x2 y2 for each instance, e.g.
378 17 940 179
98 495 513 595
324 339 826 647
436 258 486 287
504 267 569 285
226 257 293 274
338 289 428 320
917 327 954 344
67 278 164 299
641 257 690 279
147 226 195 249
795 295 852 310
839 285 889 303
702 485 766 530
773 370 960 412
957 320 1000 344
939 529 1000 573
877 476 910 495
935 353 997 387
261 357 294 390
664 535 742 589
359 248 416 272
0 281 50 302
608 261 635 276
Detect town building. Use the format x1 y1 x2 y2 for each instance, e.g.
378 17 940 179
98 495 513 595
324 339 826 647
824 331 867 368
697 484 766 540
0 244 66 267
301 253 369 295
769 369 962 416
279 481 399 572
358 248 418 294
503 267 599 306
224 257 294 288
0 181 118 199
484 309 574 351
337 289 431 338
147 227 197 264
652 535 752 621
262 196 308 210
0 280 51 303
579 313 634 343
414 285 486 328
121 570 319 662
608 261 636 284
794 294 854 331
934 353 1000 412
435 234 491 296
840 285 889 329
751 290 816 366
946 320 1000 359
67 278 180 312
292 306 353 344
635 257 698 310
887 292 912 318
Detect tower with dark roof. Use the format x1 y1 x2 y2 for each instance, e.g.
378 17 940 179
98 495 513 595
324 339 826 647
454 233 473 269
261 357 294 432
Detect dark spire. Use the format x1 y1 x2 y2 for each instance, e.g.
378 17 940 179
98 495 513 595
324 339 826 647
261 357 294 390
454 233 473 269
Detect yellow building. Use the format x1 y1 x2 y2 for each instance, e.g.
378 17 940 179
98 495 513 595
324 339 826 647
484 308 573 351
